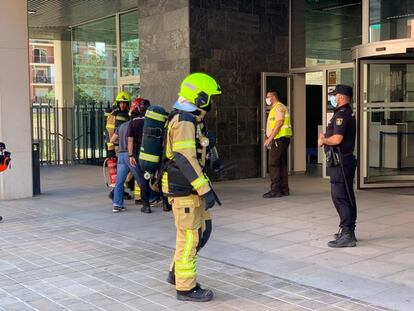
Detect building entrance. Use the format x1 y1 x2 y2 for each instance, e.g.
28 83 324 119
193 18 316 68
354 39 414 188
359 59 414 187
305 73 323 177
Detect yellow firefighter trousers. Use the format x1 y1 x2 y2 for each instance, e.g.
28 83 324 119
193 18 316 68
170 195 210 291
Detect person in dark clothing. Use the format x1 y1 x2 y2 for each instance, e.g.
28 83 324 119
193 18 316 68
127 98 153 213
111 98 150 213
318 84 358 248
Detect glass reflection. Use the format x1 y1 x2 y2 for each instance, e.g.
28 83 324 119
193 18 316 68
291 0 361 68
365 63 414 179
120 11 139 77
72 16 117 105
370 0 414 42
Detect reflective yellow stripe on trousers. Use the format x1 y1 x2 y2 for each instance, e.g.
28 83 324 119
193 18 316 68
175 230 196 278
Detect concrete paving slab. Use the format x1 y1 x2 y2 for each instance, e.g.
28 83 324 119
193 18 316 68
1 166 413 310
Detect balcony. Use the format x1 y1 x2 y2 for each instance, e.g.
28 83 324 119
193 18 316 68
32 55 54 64
33 76 54 84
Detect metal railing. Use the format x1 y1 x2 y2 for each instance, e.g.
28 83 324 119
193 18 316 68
33 76 54 84
31 99 111 166
32 55 54 64
74 102 111 164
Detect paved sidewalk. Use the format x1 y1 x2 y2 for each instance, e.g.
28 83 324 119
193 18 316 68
1 165 414 310
0 204 386 311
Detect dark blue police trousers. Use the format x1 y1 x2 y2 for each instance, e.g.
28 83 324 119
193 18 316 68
327 154 357 229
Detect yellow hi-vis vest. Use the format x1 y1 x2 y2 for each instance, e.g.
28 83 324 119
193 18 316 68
268 102 292 139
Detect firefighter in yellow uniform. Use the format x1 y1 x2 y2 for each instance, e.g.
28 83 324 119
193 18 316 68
106 91 134 200
162 73 221 302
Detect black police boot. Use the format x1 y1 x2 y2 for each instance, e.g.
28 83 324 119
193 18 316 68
176 284 213 302
141 201 152 214
262 191 282 198
281 190 290 196
334 228 358 242
328 228 356 248
166 270 175 285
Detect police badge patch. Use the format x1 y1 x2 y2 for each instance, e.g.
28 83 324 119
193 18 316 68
336 118 343 126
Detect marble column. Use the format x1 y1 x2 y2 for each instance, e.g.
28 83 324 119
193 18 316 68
0 0 33 199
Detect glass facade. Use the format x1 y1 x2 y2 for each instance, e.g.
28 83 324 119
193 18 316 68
370 0 414 42
120 11 140 77
122 83 140 99
291 0 362 68
363 62 414 181
72 16 118 105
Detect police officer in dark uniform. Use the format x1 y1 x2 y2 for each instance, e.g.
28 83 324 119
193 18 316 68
318 85 357 248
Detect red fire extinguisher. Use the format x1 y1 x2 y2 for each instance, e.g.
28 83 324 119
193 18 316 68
0 142 10 222
103 158 117 188
0 142 11 173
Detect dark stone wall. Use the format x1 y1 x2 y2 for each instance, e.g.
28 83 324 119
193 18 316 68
138 0 190 107
189 0 289 179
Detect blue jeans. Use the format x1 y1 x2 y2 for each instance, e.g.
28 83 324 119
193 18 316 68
113 152 151 208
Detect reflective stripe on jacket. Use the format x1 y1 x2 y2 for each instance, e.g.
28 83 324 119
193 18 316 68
162 112 211 196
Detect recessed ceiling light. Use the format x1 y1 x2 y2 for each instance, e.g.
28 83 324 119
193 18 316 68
28 9 37 15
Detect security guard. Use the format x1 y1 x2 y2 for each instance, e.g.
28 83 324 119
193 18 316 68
263 90 292 198
106 91 133 200
162 73 221 302
318 84 357 248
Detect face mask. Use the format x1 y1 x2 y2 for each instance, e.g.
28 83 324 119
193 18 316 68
330 95 337 108
265 98 272 106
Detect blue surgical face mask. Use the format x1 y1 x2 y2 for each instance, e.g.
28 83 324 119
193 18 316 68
330 95 337 108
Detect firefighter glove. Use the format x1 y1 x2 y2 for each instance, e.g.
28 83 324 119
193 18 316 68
202 190 215 210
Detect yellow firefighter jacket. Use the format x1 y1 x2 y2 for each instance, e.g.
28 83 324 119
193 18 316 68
162 112 211 196
105 109 129 152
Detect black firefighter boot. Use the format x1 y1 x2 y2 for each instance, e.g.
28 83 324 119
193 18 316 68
141 201 152 214
328 228 356 248
334 228 358 242
176 284 214 302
